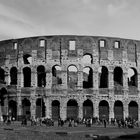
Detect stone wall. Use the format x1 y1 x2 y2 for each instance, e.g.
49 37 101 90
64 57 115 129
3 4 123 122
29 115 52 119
0 35 140 121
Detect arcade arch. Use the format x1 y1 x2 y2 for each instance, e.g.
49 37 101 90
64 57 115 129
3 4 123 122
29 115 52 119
114 100 123 120
52 100 60 120
83 99 93 118
67 99 78 119
99 100 109 121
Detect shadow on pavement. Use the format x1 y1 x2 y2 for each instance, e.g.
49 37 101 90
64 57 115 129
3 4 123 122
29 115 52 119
112 132 140 140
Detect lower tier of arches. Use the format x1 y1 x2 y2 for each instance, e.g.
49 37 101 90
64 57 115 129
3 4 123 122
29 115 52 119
1 97 140 121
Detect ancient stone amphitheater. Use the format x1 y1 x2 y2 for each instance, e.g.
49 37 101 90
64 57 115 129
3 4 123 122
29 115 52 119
0 35 140 121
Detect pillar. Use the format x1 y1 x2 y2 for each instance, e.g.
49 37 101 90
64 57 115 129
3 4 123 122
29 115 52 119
108 69 114 97
109 101 114 122
60 99 67 120
44 97 51 118
108 70 114 89
137 73 140 91
30 97 36 118
30 89 36 118
4 98 8 116
123 101 128 119
45 72 52 89
123 72 128 90
93 70 99 89
78 101 83 119
93 100 99 118
31 67 37 87
17 89 22 117
5 71 10 85
61 70 67 89
17 68 23 87
77 71 83 89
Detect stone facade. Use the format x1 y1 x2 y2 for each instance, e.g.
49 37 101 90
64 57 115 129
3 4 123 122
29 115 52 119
0 35 140 121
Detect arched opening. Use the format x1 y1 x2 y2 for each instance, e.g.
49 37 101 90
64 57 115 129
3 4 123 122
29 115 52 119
36 98 45 118
22 98 31 119
99 100 109 121
23 67 31 87
52 100 60 120
128 68 137 87
8 100 17 120
10 67 17 85
23 54 32 64
0 88 7 106
129 101 138 120
114 101 123 120
52 65 62 85
67 99 78 119
82 54 93 64
114 67 123 86
67 65 78 89
83 99 93 118
0 68 5 83
83 67 93 88
37 65 46 87
99 66 108 88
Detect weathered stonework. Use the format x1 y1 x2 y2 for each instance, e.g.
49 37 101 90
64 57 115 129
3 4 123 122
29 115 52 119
0 35 140 121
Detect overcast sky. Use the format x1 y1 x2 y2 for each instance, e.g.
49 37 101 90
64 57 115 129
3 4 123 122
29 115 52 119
0 0 140 41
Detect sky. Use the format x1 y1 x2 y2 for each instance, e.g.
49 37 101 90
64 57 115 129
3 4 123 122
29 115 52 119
0 0 140 41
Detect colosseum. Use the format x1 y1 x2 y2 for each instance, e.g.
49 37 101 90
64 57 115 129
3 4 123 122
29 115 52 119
0 35 140 122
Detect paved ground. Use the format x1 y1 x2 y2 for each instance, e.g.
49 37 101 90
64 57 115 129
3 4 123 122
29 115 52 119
0 121 140 140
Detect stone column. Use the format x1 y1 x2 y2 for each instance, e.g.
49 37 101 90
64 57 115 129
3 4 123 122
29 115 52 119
17 89 22 117
4 98 8 116
137 73 140 91
93 69 99 90
108 68 114 97
5 71 10 85
108 69 114 89
61 71 67 89
78 101 83 119
123 101 128 119
46 72 52 89
30 97 36 118
123 72 128 90
17 68 23 87
60 99 67 120
45 97 51 118
123 72 129 97
93 100 99 118
109 101 114 122
31 50 37 64
77 71 83 89
30 89 36 118
31 67 37 87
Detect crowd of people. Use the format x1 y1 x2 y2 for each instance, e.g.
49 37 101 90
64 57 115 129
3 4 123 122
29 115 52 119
0 115 139 129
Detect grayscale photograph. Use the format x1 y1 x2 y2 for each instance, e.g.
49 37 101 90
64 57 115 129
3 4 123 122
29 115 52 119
0 0 140 140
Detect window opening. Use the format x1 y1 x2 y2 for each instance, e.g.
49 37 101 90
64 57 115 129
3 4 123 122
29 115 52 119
114 41 120 48
82 54 93 64
52 66 62 85
23 67 31 87
37 66 46 87
10 67 17 85
83 67 93 88
39 39 45 47
99 66 108 88
128 68 137 87
23 54 32 64
13 42 17 50
99 40 105 47
68 65 78 88
69 41 76 50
